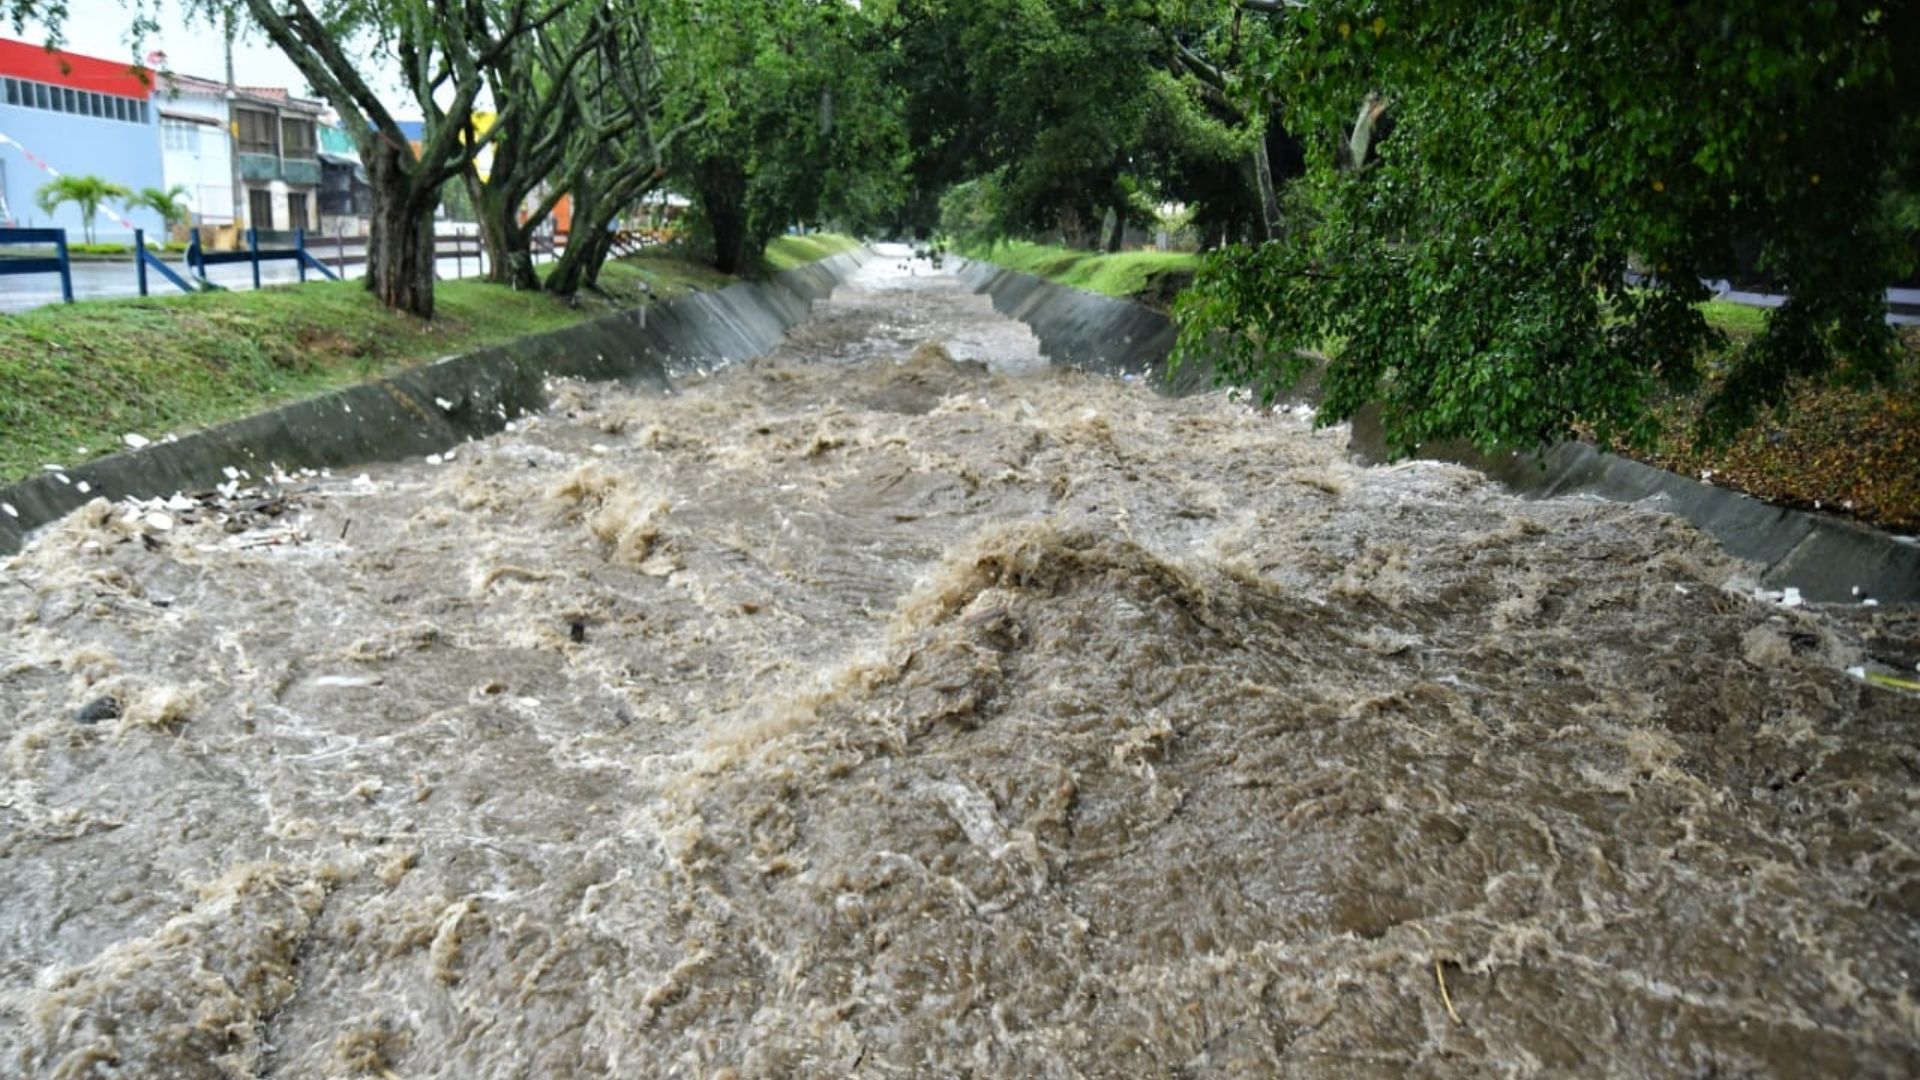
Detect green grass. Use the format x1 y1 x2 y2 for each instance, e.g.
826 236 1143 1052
0 238 857 484
1698 299 1770 338
762 232 865 272
957 240 1199 305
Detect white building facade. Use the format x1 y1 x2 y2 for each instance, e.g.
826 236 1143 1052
156 76 235 229
155 72 323 235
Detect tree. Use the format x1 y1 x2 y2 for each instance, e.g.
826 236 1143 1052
35 175 130 244
1177 0 1920 455
185 0 564 318
476 0 705 297
461 0 620 292
661 0 907 274
894 0 1271 250
128 184 191 233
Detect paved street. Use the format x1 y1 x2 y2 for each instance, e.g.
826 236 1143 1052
0 247 546 313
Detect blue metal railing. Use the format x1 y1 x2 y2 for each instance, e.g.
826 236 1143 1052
185 227 340 291
134 229 196 296
0 227 73 302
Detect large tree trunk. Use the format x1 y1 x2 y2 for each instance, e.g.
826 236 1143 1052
1249 139 1280 242
543 177 604 298
366 143 439 318
695 157 751 275
578 228 619 291
468 173 540 291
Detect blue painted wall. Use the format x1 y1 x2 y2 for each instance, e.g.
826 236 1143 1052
0 99 166 243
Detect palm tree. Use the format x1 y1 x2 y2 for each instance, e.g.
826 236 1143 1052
35 175 132 245
128 185 192 236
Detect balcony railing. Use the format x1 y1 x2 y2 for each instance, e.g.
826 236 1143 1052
238 153 321 187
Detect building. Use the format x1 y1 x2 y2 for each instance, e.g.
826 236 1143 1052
153 73 328 236
232 86 324 233
317 122 371 235
0 38 165 241
153 71 235 231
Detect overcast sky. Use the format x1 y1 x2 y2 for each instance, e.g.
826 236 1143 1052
17 0 412 113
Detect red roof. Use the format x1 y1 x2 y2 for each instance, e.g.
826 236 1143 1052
0 38 152 99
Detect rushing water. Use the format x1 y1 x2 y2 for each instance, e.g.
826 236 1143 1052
2 250 1916 1078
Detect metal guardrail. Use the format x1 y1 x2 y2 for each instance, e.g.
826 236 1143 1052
0 226 579 309
310 230 555 280
0 226 73 302
134 228 195 296
186 227 340 290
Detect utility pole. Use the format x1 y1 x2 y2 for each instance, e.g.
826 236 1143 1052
226 12 245 234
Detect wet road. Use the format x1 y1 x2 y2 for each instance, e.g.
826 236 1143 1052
0 247 543 312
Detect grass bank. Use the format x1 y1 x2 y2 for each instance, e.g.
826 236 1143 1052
763 232 866 272
0 235 857 484
955 240 1198 310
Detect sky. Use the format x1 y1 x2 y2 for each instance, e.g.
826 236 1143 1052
16 0 410 111
23 0 310 91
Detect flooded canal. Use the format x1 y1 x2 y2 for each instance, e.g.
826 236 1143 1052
2 251 1916 1077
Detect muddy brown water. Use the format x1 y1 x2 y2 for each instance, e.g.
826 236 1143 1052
2 253 1917 1078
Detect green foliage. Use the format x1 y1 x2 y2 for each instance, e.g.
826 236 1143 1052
1178 1 1919 456
35 175 131 245
128 185 191 231
663 0 907 273
890 1 1266 246
937 174 1007 250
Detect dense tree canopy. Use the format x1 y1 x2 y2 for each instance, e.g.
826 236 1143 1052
1176 0 1920 453
901 0 1271 249
659 0 906 274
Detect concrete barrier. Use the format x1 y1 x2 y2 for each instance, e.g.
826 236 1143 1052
0 250 871 554
955 256 1919 604
952 259 1213 394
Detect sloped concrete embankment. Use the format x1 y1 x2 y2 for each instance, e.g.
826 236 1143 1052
0 251 871 555
953 256 1919 603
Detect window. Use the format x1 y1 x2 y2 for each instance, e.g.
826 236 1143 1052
139 101 148 124
248 189 274 230
163 120 198 152
288 192 309 232
90 93 103 118
3 79 15 106
236 108 276 155
280 117 316 159
33 83 48 110
61 87 75 113
115 98 129 122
